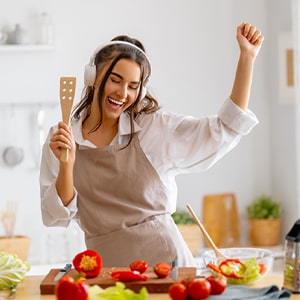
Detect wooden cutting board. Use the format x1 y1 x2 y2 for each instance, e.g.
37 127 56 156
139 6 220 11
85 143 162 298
40 267 196 295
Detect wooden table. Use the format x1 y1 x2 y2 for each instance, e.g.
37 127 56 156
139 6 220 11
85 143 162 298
2 274 299 299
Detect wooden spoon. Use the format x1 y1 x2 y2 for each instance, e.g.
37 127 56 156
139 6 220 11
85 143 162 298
59 77 76 162
186 204 228 259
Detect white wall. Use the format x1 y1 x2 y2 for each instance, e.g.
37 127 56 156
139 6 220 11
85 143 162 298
267 0 300 246
0 0 292 264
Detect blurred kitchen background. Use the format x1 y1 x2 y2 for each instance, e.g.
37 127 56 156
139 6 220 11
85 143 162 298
0 0 299 267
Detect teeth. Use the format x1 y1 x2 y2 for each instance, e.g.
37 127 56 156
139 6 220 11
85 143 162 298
109 98 124 106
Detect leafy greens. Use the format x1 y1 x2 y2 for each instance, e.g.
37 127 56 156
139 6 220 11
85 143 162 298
0 251 30 289
88 282 148 300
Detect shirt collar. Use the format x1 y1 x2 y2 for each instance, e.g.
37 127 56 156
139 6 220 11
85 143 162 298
118 112 142 135
72 111 142 144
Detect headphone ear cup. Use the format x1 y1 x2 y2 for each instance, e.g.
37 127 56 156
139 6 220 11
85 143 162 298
84 64 96 86
141 86 147 99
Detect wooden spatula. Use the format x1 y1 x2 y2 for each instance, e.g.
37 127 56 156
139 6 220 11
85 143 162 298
59 77 76 162
186 204 228 259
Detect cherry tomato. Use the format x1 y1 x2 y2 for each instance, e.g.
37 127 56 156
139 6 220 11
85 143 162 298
206 275 227 295
168 282 188 300
130 260 148 274
188 279 211 300
154 262 172 278
180 278 190 287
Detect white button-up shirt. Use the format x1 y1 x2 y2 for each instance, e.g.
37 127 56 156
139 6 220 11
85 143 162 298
40 98 258 227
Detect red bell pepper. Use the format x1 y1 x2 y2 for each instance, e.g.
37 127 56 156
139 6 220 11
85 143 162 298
111 270 148 282
56 275 89 300
258 263 267 275
219 259 245 279
207 263 221 273
72 249 102 278
207 259 246 279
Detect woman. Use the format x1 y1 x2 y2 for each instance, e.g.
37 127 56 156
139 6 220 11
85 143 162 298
40 22 264 267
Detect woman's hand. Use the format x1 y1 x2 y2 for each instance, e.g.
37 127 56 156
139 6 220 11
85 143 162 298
49 121 75 164
230 22 264 110
237 22 264 58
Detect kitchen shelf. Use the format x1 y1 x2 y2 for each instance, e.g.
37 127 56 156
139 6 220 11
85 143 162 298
0 44 55 52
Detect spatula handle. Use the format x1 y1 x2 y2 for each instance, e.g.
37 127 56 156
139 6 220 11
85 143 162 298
186 204 227 259
60 149 69 162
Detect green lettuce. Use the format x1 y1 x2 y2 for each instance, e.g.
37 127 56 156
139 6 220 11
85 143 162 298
226 258 262 284
0 251 30 290
88 282 148 300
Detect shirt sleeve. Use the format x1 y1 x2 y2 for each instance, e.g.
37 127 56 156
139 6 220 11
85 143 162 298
39 126 78 227
218 98 258 135
138 98 258 175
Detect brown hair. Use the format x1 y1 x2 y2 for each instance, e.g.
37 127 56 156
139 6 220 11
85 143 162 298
72 35 160 146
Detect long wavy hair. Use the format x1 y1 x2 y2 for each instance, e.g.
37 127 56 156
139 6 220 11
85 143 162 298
72 35 160 147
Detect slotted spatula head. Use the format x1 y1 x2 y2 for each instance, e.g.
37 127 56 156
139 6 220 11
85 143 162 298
59 76 76 162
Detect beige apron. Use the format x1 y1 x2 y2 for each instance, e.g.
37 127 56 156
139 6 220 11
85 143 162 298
74 134 196 267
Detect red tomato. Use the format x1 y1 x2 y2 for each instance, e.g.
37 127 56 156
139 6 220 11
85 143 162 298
188 279 211 300
130 260 148 273
55 275 89 300
168 282 188 300
154 262 172 278
206 275 227 295
180 278 190 287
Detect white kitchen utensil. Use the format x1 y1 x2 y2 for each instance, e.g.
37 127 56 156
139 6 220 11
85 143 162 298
186 204 228 259
0 32 7 44
59 77 76 162
2 146 24 167
1 201 17 237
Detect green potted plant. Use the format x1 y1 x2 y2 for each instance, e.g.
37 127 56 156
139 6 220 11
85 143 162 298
172 209 201 255
246 195 281 246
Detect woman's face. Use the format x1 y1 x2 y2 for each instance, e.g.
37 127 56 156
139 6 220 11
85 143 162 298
97 58 142 122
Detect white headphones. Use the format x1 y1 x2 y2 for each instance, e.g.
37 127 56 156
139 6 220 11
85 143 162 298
84 40 151 99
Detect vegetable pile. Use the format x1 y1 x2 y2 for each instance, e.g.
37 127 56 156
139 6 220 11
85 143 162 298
56 250 177 300
0 251 30 290
56 275 147 300
207 258 267 284
110 260 172 282
168 274 227 300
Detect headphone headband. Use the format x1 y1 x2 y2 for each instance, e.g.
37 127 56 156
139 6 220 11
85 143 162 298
84 40 152 88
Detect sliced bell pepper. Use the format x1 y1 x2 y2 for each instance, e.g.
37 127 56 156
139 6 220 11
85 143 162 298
207 263 221 274
218 259 246 279
72 249 102 278
207 258 265 284
258 263 267 275
111 270 148 282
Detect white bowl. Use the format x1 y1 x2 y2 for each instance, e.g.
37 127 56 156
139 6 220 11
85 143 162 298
200 247 274 284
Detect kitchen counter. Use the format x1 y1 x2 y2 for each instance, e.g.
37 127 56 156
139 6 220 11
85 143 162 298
2 274 299 299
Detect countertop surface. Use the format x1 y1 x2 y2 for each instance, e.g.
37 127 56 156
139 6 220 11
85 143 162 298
1 274 299 299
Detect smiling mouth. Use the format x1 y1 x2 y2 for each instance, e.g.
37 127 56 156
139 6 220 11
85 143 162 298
108 97 124 107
